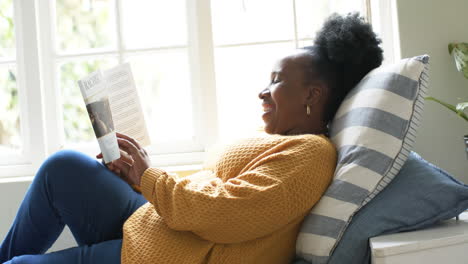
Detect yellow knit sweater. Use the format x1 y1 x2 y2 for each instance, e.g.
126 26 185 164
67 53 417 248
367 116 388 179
121 134 336 264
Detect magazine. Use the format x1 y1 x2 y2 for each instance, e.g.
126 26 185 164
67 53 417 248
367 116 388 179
77 63 151 163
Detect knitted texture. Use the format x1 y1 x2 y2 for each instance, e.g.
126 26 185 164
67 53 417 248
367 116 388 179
121 134 337 264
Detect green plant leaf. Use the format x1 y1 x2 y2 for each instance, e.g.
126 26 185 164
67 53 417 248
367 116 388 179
426 96 468 122
451 43 468 79
449 43 456 54
456 102 468 112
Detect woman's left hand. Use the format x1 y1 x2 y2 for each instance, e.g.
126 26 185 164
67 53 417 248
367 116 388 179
98 133 151 186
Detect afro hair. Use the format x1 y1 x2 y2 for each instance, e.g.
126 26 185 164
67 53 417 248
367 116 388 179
302 12 383 123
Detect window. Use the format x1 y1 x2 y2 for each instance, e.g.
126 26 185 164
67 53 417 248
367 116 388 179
0 0 19 155
1 0 369 178
37 0 205 169
52 0 197 154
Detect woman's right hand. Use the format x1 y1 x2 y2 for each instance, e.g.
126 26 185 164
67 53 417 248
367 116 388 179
96 150 133 176
96 133 151 186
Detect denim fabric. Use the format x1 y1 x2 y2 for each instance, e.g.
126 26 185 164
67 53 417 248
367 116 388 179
0 150 147 264
326 152 468 264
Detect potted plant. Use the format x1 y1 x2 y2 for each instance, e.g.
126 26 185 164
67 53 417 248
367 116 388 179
425 42 468 158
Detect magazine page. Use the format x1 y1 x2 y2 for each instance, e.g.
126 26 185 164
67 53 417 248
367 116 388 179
77 71 121 163
105 63 151 146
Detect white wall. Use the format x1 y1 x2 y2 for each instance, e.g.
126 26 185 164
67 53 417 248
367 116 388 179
396 0 468 182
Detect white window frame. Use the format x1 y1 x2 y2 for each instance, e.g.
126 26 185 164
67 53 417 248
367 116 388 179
1 0 398 179
0 0 47 177
369 0 401 64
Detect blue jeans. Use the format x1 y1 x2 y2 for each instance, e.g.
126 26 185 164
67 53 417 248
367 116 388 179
0 150 147 264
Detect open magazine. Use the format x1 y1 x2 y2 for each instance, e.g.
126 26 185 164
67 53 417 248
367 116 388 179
77 63 151 163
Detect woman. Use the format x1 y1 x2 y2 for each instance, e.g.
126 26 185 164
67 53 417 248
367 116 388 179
0 13 382 264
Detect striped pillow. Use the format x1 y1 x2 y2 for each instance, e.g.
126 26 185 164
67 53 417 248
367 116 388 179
296 55 430 264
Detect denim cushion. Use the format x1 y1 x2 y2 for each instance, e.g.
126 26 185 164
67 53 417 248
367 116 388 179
327 151 468 264
294 151 468 264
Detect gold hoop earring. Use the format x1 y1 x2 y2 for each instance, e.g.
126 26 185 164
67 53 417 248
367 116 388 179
306 105 311 116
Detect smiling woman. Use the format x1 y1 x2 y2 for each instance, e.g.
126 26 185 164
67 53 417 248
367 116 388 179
259 50 328 136
0 12 383 264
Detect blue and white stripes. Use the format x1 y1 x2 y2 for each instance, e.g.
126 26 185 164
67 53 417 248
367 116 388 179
296 55 430 264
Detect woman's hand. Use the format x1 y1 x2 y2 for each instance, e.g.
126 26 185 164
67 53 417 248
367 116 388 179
97 133 151 186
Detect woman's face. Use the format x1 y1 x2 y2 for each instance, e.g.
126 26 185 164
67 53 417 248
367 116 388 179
259 51 324 135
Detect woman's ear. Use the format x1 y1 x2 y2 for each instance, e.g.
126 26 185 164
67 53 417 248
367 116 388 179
304 84 326 106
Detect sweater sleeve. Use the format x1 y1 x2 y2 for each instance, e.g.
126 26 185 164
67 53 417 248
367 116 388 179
140 137 336 244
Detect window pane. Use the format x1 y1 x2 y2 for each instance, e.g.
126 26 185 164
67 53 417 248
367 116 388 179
295 0 330 40
211 0 294 45
298 40 314 48
296 0 365 40
55 0 116 53
60 57 118 143
0 66 20 152
121 0 187 49
0 0 15 58
329 0 365 15
214 42 294 140
125 50 194 142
